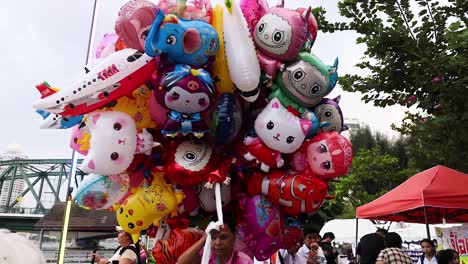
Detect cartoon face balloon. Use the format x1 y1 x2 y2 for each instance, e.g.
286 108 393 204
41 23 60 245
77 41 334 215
248 170 329 215
116 172 185 241
268 52 339 112
115 0 157 51
81 111 137 175
254 7 311 60
313 96 349 133
301 131 353 179
165 140 214 186
75 173 130 210
157 65 215 137
254 98 311 153
145 10 219 66
243 194 282 260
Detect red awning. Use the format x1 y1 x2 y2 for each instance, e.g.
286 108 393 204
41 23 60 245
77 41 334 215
356 165 468 224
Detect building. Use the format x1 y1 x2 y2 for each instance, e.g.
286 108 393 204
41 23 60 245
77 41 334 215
0 144 28 210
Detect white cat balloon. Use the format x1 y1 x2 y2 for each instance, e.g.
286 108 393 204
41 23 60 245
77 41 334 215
244 98 312 172
81 111 159 175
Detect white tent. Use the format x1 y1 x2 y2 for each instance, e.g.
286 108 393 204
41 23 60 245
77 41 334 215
320 219 437 246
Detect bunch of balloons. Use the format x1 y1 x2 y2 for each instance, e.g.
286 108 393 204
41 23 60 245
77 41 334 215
33 0 354 262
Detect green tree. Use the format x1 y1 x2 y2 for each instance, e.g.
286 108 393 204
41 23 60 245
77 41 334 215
325 148 414 218
315 0 468 172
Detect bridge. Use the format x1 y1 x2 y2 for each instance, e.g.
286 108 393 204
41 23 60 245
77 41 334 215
0 159 85 230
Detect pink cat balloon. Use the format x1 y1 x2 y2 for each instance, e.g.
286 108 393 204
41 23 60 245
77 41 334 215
244 98 312 172
242 194 282 261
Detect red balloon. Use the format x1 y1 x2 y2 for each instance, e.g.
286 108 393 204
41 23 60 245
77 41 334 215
164 140 231 186
248 170 328 215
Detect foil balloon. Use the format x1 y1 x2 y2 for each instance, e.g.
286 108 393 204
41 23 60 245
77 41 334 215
165 140 231 186
116 172 185 242
75 173 130 210
268 52 339 113
145 10 219 66
211 5 235 93
280 215 302 250
198 182 231 212
95 33 119 59
242 194 282 261
115 0 157 51
243 98 312 172
292 131 353 179
69 123 90 155
81 111 160 175
156 65 216 137
152 219 205 264
248 170 329 215
157 0 213 23
313 96 349 134
211 93 243 147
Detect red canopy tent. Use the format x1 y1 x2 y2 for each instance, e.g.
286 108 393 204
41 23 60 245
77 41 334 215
356 165 468 238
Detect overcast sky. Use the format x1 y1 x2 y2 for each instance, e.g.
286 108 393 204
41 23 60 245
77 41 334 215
0 0 408 159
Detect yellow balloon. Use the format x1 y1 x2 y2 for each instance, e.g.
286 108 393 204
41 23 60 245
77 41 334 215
99 85 156 130
212 5 235 94
116 171 185 242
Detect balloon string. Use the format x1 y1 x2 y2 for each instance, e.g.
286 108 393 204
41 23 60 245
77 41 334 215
85 0 100 65
201 183 224 264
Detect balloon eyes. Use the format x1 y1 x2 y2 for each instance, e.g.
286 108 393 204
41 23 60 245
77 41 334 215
141 30 149 40
184 151 197 161
272 30 284 43
114 123 122 131
292 69 305 82
310 84 321 95
317 144 327 153
258 23 265 33
172 92 180 100
110 152 119 160
321 161 331 170
128 223 135 229
267 121 274 130
324 110 333 118
166 35 177 45
119 207 123 214
198 98 206 105
286 136 295 144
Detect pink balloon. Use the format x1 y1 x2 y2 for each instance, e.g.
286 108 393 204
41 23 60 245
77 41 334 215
149 91 169 127
242 194 282 261
95 33 119 59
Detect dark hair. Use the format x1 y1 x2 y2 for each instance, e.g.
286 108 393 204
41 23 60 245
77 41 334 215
384 232 403 248
303 225 320 237
376 228 388 235
420 239 436 249
320 242 333 253
223 212 237 233
323 232 335 240
436 249 459 264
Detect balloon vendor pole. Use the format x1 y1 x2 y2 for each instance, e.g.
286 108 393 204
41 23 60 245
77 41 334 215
57 0 99 263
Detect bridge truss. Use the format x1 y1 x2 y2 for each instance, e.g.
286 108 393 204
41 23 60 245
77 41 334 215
0 159 84 214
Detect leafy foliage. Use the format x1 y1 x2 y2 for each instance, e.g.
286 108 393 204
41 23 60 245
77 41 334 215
316 0 468 172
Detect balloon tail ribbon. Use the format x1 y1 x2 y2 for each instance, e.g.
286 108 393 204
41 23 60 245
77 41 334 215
201 183 224 264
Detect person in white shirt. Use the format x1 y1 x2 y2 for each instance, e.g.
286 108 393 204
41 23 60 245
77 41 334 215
295 227 327 264
276 239 303 264
417 239 438 264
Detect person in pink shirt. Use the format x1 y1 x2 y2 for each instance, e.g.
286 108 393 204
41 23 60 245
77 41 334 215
178 214 253 264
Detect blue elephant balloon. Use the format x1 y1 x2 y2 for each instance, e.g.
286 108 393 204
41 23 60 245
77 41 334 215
145 9 219 66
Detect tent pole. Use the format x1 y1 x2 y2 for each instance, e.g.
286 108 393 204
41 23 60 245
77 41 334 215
423 206 431 239
355 218 359 248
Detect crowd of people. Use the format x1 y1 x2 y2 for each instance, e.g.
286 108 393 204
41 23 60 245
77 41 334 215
0 225 462 264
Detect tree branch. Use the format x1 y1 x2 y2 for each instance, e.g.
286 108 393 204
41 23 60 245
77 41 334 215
425 0 437 43
395 0 417 40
